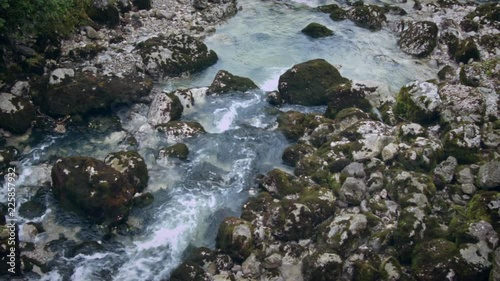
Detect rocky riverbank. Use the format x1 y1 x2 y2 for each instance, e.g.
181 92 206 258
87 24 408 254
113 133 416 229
0 0 499 280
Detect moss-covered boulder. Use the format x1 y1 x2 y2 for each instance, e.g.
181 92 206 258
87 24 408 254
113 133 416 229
492 247 500 281
442 123 481 164
135 34 218 79
33 70 153 117
207 70 258 94
170 261 210 281
411 239 458 281
104 151 149 192
394 81 441 125
463 3 500 31
303 250 343 280
276 111 306 141
454 38 480 64
259 169 305 199
459 56 499 91
216 217 254 262
317 213 368 252
466 191 500 233
298 186 336 224
87 2 120 28
398 21 439 57
282 143 315 167
477 161 500 190
159 143 189 160
278 59 349 106
347 4 386 31
301 23 333 38
51 157 135 224
328 5 348 21
0 93 36 134
324 83 372 119
437 65 454 81
156 121 206 140
147 92 183 126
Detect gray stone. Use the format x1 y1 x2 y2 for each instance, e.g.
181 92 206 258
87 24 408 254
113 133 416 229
193 0 208 9
147 91 183 126
84 26 102 40
10 81 30 97
341 162 366 179
434 156 458 184
49 68 75 85
242 253 261 278
457 167 474 184
492 247 500 281
461 183 476 195
477 161 500 189
339 177 366 205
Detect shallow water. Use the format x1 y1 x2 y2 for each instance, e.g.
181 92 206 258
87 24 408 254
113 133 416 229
4 0 441 280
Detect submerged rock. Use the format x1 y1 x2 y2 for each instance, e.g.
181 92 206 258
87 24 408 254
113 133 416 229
159 143 189 160
398 21 439 57
51 157 135 224
348 3 386 31
207 70 258 94
135 34 218 78
301 23 333 38
156 121 206 140
278 59 349 106
0 92 36 134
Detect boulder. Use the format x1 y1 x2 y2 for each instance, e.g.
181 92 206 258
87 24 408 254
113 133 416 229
338 177 366 205
454 38 480 64
282 143 314 167
104 151 149 192
147 92 183 126
133 0 151 10
301 23 333 38
398 21 439 57
51 157 135 224
35 70 153 117
477 161 500 190
303 250 343 280
276 111 306 141
433 156 457 187
317 213 368 252
0 93 36 134
170 261 210 281
443 123 481 164
216 217 254 261
259 169 305 199
135 34 218 78
278 59 349 106
324 83 372 119
411 239 458 281
170 87 207 115
156 121 206 140
492 247 500 281
394 81 441 125
193 0 208 10
348 4 386 31
87 2 120 27
159 143 189 160
207 70 258 94
439 84 484 124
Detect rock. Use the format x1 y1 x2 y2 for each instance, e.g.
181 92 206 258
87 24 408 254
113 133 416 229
411 239 458 281
348 4 386 31
104 151 149 192
459 56 499 90
394 81 441 125
0 93 36 134
398 21 439 57
156 121 206 140
48 68 75 85
276 111 305 141
282 143 314 167
51 156 135 224
328 5 348 21
135 34 218 79
318 213 368 252
455 242 492 280
242 253 261 278
382 143 399 162
36 71 153 117
278 59 349 106
341 162 366 179
170 87 207 115
147 92 183 126
266 91 283 106
439 84 484 124
492 247 500 281
477 161 500 190
433 156 458 186
87 3 120 27
193 0 208 10
84 26 102 40
132 192 154 208
159 143 189 160
463 3 500 30
170 261 210 281
324 83 372 119
19 200 46 219
207 70 258 94
437 65 454 81
259 169 305 199
339 177 366 205
303 250 343 280
454 38 480 64
10 81 30 97
301 23 333 38
133 0 151 10
443 123 481 164
216 217 254 262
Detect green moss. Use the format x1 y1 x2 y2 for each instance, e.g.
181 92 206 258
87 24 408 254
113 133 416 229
437 65 454 81
348 4 387 31
301 22 333 38
325 84 372 119
277 111 306 141
353 261 379 281
216 217 254 262
160 143 189 160
259 169 304 198
466 191 500 232
411 239 458 281
207 70 258 94
394 85 438 125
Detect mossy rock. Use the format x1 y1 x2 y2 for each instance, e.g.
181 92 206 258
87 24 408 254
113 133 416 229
353 260 380 281
259 169 305 199
216 217 254 262
324 83 372 119
466 191 500 233
69 44 107 61
454 38 480 64
170 261 210 281
393 207 428 263
19 200 46 219
276 111 306 141
51 156 135 224
479 34 500 54
464 3 500 29
301 23 333 38
87 3 120 28
398 21 438 58
411 239 458 281
156 121 206 139
317 213 369 253
394 82 440 125
132 192 154 208
159 143 189 160
459 56 499 90
34 71 153 117
294 154 327 181
0 93 36 134
104 150 149 192
303 250 343 280
297 186 336 224
440 32 459 57
207 70 258 94
442 124 481 164
278 59 349 106
282 143 315 167
348 4 387 31
437 65 454 81
135 34 218 78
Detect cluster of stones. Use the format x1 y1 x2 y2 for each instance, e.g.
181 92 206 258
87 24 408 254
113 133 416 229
170 30 499 280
